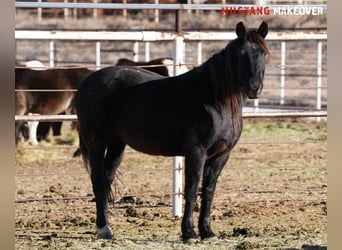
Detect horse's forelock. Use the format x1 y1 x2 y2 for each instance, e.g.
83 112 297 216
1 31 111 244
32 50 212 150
249 31 271 59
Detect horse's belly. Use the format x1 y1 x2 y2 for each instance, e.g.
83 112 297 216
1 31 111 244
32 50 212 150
129 142 183 157
112 113 184 156
118 128 184 157
30 93 74 115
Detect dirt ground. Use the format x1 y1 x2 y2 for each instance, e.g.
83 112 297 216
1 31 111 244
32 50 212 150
15 119 327 249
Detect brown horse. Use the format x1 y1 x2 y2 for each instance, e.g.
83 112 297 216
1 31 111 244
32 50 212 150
115 57 173 76
116 57 189 77
15 67 93 144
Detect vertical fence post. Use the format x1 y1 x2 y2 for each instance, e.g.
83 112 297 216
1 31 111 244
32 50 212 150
64 0 69 20
133 42 139 62
173 36 185 76
172 8 184 218
316 41 322 121
254 99 259 112
172 33 184 218
96 41 101 70
93 0 98 19
280 41 286 105
172 156 183 218
145 42 150 62
197 41 202 65
49 40 55 67
316 41 322 110
73 0 78 19
38 0 42 22
122 0 127 18
154 0 159 23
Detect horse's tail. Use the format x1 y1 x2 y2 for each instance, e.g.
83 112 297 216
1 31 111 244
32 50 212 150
78 134 88 170
77 126 114 204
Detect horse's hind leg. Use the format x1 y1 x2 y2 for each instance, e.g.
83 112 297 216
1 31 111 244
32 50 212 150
198 152 230 241
87 139 113 239
93 139 125 240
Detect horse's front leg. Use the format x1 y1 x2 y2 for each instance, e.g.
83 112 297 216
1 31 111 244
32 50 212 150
88 142 113 239
182 148 206 243
199 152 230 240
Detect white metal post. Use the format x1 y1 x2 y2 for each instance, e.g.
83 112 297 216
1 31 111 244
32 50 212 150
254 99 259 112
122 0 127 18
93 0 98 19
145 42 150 62
38 0 42 22
316 41 322 122
280 41 286 105
197 41 202 65
154 0 159 23
64 0 69 20
49 40 55 67
172 156 183 218
133 41 139 62
316 41 322 110
73 0 77 19
173 36 184 76
96 41 101 70
172 35 184 218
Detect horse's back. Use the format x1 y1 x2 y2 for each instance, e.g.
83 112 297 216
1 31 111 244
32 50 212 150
77 66 165 103
15 67 93 115
76 66 165 133
15 67 93 89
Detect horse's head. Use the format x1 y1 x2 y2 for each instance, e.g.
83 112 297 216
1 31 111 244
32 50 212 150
234 21 269 99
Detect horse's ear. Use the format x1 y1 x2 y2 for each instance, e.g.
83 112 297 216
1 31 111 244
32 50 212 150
236 22 246 38
257 21 268 38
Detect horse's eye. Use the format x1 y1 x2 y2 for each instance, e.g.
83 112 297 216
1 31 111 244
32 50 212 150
259 48 266 55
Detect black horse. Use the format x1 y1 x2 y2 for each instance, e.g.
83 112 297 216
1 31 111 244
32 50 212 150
75 21 269 242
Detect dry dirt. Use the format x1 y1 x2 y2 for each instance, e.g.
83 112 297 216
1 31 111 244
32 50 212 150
15 119 327 249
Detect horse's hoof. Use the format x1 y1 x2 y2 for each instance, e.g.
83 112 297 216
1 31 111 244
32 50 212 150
97 225 113 240
183 237 200 244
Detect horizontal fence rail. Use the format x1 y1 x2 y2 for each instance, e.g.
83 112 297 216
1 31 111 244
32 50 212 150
14 111 327 122
15 2 328 11
15 30 327 41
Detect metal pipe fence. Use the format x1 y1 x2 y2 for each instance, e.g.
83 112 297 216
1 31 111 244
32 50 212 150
15 30 327 108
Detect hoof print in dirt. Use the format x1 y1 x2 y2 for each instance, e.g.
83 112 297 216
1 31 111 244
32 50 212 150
235 240 260 250
124 206 138 217
232 227 252 237
183 237 200 244
120 195 136 204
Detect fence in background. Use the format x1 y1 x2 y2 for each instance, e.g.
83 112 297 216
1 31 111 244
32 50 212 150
15 29 327 110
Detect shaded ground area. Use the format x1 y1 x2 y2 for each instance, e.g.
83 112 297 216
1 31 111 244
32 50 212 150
15 119 327 249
